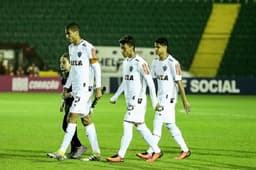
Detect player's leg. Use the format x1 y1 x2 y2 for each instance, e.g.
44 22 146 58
62 101 88 159
69 128 87 159
62 109 75 157
136 114 164 159
59 113 80 152
106 121 133 162
62 107 69 132
166 123 190 160
136 123 163 162
166 103 190 160
47 112 79 160
81 114 101 161
64 105 80 152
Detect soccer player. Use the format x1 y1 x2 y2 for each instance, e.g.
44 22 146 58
136 37 191 160
48 23 102 161
47 53 87 159
106 35 162 163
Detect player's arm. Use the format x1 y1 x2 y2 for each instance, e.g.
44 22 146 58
177 80 190 113
89 48 102 99
63 73 72 99
174 63 191 113
140 63 160 110
59 99 65 112
110 80 124 104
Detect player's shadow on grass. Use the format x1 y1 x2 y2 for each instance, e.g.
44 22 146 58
0 149 73 163
186 146 256 169
191 146 256 158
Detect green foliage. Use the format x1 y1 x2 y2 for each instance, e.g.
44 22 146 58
0 93 256 170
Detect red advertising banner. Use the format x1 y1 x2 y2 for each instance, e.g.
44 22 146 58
0 76 62 92
0 76 12 91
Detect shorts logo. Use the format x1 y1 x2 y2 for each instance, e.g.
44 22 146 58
78 52 82 57
163 65 167 71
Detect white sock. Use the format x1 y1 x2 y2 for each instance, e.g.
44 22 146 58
137 123 161 153
86 123 100 154
118 121 133 158
147 134 160 154
147 118 163 154
167 123 189 152
60 123 77 153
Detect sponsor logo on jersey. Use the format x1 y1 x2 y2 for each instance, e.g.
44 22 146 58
157 75 168 80
125 74 134 80
70 60 83 66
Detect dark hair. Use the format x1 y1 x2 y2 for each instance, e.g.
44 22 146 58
65 22 80 32
61 52 70 61
119 35 135 48
155 37 168 47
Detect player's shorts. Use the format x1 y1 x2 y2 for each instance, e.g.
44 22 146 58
69 90 91 116
154 99 176 124
124 97 147 123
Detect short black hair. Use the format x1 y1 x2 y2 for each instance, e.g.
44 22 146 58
60 52 69 61
65 22 80 32
119 35 135 48
155 37 168 47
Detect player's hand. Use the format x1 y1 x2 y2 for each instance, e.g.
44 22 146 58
155 103 163 111
62 88 71 99
59 101 64 112
59 105 64 112
90 108 94 114
184 101 191 113
63 92 72 99
110 96 117 104
95 88 102 99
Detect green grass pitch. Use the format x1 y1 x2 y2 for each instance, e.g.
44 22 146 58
0 93 255 170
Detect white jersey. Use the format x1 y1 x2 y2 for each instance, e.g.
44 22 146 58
64 39 97 115
123 54 158 109
65 39 96 92
151 54 182 104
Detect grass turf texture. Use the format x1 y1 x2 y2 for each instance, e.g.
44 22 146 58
0 93 255 170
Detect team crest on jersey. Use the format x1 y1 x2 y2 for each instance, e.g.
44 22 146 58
163 65 167 71
77 52 82 58
129 66 133 72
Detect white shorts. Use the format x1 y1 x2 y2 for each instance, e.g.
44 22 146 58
124 98 147 123
69 90 91 116
154 101 176 124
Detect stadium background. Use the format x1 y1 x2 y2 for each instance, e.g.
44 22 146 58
1 1 256 169
0 0 256 94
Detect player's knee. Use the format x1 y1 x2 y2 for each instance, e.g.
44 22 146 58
67 113 79 123
153 130 162 138
167 123 181 136
81 115 92 126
